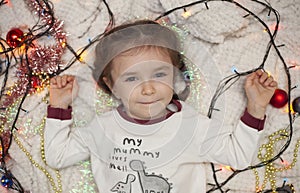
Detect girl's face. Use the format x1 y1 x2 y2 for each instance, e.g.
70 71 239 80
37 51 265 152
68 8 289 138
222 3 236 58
104 48 174 120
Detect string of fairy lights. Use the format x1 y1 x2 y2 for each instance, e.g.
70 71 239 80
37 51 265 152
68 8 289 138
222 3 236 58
0 0 299 193
157 1 300 192
0 0 114 192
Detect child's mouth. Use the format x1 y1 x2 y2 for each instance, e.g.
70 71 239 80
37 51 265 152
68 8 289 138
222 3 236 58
139 100 159 105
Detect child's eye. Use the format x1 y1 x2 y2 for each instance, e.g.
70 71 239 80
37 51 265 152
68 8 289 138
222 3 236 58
125 76 138 82
154 72 167 78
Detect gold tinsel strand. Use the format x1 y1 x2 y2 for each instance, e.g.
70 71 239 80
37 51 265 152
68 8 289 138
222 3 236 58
13 117 63 193
254 128 300 192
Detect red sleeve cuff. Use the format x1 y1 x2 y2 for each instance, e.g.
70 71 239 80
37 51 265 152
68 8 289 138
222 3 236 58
47 106 72 120
241 109 265 131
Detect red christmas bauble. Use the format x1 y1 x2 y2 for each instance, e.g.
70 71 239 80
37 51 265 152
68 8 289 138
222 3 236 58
6 28 25 48
270 89 288 108
292 97 300 113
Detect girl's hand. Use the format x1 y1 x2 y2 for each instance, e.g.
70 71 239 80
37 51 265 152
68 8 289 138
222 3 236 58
49 75 78 109
244 70 278 119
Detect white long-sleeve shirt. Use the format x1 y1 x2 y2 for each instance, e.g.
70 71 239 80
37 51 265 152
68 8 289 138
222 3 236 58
45 100 264 193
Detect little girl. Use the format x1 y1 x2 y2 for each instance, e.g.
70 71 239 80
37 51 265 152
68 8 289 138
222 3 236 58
45 20 277 192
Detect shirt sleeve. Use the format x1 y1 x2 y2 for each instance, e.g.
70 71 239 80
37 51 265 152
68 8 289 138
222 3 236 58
47 106 72 120
44 106 90 169
240 109 265 131
199 119 263 169
196 106 265 169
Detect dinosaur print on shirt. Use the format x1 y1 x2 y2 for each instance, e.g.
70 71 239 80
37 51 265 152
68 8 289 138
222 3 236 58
111 160 171 193
111 174 136 193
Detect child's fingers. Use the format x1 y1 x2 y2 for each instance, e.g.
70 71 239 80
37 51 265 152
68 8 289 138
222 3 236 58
50 76 57 85
66 75 75 82
246 72 257 81
61 75 75 86
259 72 277 88
50 75 75 88
50 76 60 89
263 75 274 86
255 69 264 76
245 72 258 87
62 75 72 87
55 76 63 88
62 76 68 87
258 71 269 84
270 80 278 88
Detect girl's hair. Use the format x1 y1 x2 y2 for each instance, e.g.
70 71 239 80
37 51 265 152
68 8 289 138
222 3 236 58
93 20 189 100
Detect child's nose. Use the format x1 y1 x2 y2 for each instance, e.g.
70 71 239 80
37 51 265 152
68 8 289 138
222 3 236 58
141 81 155 95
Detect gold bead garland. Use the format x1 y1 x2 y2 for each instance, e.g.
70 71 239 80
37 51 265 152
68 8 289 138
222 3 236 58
254 128 300 193
13 117 63 193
